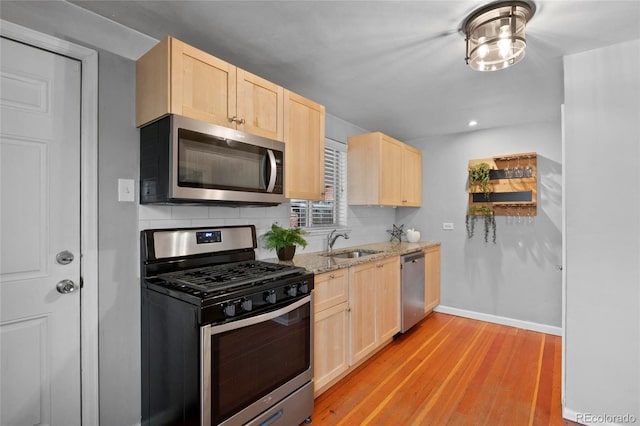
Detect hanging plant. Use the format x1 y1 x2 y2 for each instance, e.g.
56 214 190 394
466 206 497 244
469 162 492 200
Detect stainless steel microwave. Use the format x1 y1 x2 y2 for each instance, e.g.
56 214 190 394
140 114 285 205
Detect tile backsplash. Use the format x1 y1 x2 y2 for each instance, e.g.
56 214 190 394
138 203 396 259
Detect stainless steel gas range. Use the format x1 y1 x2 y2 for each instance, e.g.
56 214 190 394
140 225 314 426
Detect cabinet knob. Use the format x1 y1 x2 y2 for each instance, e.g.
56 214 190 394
329 274 335 279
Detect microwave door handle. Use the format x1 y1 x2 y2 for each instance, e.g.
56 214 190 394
265 149 277 193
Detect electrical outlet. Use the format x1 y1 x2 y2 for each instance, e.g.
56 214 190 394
442 222 454 230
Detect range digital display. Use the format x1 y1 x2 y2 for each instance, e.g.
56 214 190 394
196 230 222 244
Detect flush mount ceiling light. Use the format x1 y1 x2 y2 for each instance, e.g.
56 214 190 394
463 1 535 71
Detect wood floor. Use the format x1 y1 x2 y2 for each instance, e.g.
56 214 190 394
312 312 580 426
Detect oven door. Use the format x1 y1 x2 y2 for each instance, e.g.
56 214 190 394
201 295 313 426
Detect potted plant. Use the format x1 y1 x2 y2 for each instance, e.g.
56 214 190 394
469 162 492 200
262 223 308 261
466 206 497 244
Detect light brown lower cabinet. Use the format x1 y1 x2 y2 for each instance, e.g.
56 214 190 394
374 256 401 342
313 270 349 394
313 256 401 396
424 245 441 314
349 256 401 366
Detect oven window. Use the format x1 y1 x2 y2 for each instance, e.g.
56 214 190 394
210 303 311 424
178 129 267 192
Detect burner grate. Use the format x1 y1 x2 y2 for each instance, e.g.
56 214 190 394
157 260 306 293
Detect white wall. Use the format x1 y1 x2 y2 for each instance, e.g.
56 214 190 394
397 120 563 331
563 39 640 421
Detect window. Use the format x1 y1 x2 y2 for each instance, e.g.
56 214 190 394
290 139 347 229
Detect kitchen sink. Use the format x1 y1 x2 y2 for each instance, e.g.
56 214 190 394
323 249 382 259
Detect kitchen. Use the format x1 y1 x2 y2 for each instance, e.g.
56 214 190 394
0 1 638 426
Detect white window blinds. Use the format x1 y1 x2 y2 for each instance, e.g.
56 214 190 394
290 139 347 228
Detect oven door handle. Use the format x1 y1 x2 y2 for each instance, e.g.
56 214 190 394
265 149 277 193
204 295 311 336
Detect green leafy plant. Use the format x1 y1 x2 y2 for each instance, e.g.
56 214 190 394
262 223 308 251
466 206 497 244
469 163 492 200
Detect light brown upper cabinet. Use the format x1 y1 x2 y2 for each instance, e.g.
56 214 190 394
283 90 326 200
402 144 422 206
347 132 422 207
136 37 284 142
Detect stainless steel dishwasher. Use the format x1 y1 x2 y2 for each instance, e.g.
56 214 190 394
400 251 426 333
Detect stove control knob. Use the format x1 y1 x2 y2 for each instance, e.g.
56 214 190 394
222 303 236 317
298 282 309 294
286 286 297 297
264 290 277 304
241 299 253 312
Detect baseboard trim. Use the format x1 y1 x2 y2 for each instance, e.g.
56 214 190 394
563 407 580 423
433 305 563 336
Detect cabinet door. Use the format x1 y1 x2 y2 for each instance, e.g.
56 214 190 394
378 135 403 206
347 133 381 205
171 38 236 127
402 145 422 206
376 256 401 342
314 302 349 394
424 246 441 313
284 90 325 200
236 69 284 141
314 269 348 313
349 263 377 365
136 37 171 127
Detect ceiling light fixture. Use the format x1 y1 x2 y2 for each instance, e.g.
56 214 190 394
462 1 535 72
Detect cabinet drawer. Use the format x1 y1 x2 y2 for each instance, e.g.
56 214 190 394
314 269 348 312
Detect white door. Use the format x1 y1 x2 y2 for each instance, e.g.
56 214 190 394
1 37 82 425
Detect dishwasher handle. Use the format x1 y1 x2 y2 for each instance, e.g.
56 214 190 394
401 251 425 265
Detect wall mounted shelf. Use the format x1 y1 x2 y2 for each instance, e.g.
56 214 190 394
468 152 537 216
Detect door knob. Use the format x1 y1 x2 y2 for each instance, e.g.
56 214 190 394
56 279 78 294
56 250 74 265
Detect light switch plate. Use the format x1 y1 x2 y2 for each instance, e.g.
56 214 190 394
118 178 135 202
442 222 454 230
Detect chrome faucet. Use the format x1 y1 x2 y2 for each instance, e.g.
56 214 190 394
327 229 349 252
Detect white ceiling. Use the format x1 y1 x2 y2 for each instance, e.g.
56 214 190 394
68 0 640 141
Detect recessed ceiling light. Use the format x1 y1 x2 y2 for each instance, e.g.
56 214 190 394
468 120 478 127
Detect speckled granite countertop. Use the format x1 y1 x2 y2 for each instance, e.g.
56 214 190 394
269 240 440 274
